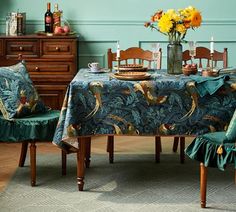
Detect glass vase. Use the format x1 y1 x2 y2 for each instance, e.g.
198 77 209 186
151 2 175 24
167 42 183 74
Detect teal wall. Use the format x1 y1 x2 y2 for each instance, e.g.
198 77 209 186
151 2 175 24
0 0 236 69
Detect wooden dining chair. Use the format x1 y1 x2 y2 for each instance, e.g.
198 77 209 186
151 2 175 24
107 46 166 163
183 46 228 68
170 47 229 163
185 109 236 208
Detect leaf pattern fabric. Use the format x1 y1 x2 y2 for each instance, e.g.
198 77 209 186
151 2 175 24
53 69 236 152
0 62 48 119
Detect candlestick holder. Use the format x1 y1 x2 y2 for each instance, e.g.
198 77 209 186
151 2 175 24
116 56 120 73
210 52 214 70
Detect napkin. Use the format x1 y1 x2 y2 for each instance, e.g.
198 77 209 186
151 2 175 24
189 75 230 97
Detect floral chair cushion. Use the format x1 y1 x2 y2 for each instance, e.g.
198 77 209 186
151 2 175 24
0 61 48 119
225 109 236 141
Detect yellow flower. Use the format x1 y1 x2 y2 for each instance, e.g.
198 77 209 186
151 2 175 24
158 13 173 33
166 9 181 22
145 5 202 43
176 24 186 34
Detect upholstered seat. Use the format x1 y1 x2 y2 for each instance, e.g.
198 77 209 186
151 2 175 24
0 110 61 186
185 109 236 208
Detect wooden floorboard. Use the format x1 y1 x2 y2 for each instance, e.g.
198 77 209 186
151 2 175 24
0 136 193 191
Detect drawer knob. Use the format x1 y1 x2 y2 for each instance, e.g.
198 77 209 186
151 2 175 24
55 47 60 51
35 67 40 71
18 54 22 59
19 46 23 51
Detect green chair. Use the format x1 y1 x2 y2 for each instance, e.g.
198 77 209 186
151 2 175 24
185 109 236 208
0 110 63 186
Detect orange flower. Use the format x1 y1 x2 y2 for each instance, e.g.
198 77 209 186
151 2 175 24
144 22 151 28
151 10 163 22
190 11 202 27
183 19 191 29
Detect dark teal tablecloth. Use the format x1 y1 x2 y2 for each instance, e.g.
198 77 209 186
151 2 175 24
53 69 236 152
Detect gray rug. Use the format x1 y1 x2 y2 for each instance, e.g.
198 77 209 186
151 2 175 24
1 153 236 212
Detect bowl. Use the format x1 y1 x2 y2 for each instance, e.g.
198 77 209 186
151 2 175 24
201 70 219 77
182 67 198 76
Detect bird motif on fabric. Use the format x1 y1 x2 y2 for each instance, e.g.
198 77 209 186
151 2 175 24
182 81 199 118
86 81 104 119
67 124 81 137
104 114 139 135
159 123 176 135
133 81 167 105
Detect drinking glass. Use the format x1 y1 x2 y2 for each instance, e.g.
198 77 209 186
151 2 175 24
151 43 160 69
188 41 197 63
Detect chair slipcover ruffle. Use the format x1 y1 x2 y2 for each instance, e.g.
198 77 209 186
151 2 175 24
0 110 60 142
185 132 236 171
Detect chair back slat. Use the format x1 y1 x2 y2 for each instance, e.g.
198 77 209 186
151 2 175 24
182 47 228 69
107 47 162 70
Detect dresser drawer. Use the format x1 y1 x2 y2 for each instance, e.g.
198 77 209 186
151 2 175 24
6 39 39 59
41 40 75 58
26 61 76 75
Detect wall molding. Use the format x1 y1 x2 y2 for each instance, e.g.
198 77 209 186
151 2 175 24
1 19 236 26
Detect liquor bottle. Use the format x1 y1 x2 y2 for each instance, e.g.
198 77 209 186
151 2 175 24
45 2 53 33
53 3 61 32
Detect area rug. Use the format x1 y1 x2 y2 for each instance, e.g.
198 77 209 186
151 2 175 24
1 153 236 212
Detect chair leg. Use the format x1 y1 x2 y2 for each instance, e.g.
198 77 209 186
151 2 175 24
18 142 28 167
107 136 114 163
30 141 36 186
235 169 236 185
155 136 161 163
172 137 179 152
85 137 91 168
61 150 67 176
200 162 207 208
180 137 185 164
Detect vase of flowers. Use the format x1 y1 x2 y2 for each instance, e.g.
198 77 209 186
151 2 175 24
145 6 202 74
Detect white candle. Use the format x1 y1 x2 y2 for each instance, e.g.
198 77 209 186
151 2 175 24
210 36 214 54
116 41 120 58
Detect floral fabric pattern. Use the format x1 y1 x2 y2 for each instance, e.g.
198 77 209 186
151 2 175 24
53 69 236 152
0 62 48 119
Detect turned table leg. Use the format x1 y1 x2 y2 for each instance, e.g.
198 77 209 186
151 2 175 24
200 162 207 208
85 137 91 168
61 150 67 176
77 137 86 191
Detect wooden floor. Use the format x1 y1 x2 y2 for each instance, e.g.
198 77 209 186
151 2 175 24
0 136 192 191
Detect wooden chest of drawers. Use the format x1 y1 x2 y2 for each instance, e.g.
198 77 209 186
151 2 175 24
0 34 78 109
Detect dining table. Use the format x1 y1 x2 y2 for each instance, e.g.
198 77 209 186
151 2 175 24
52 68 236 190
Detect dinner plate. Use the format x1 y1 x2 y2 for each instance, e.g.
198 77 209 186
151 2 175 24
111 72 151 81
113 65 148 72
88 68 110 73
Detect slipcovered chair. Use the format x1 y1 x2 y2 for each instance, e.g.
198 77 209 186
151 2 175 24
185 109 236 208
174 47 229 163
0 110 61 186
0 61 64 186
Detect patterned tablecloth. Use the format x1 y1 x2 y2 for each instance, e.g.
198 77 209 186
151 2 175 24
53 69 236 152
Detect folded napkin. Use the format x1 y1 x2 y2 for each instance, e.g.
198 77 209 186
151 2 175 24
189 75 230 97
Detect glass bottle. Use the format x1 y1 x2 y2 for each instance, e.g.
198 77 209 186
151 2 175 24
53 3 61 32
45 2 53 33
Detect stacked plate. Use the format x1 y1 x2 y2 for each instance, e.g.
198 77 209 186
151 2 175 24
111 71 151 81
113 64 148 72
